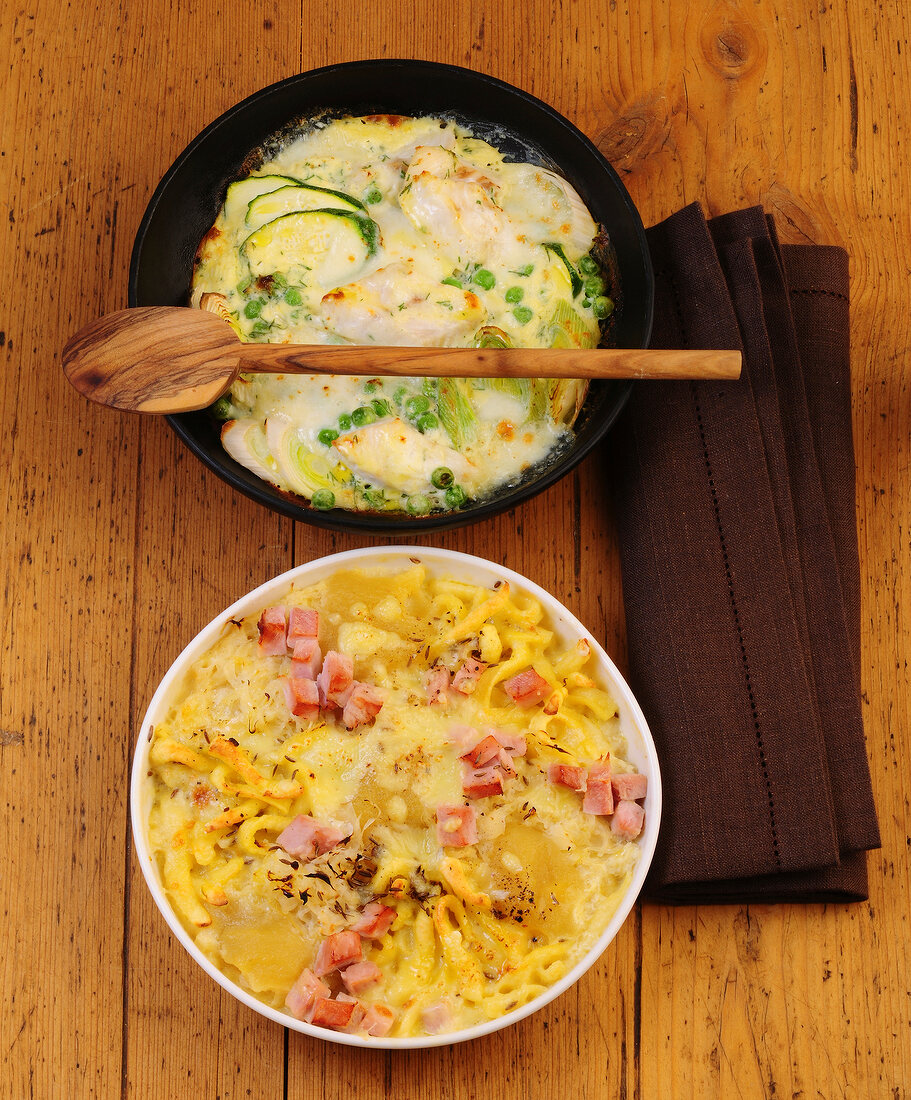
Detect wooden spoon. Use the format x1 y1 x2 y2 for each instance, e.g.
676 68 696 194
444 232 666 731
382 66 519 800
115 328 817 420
62 306 742 414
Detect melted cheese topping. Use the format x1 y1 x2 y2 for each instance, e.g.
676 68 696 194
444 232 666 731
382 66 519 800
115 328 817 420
191 115 613 515
145 565 644 1039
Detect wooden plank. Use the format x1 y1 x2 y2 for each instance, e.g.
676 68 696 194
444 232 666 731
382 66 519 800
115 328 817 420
109 5 302 1096
0 5 144 1096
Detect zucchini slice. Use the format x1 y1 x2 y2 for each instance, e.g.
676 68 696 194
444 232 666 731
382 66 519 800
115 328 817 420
240 210 380 286
245 184 365 230
223 175 302 227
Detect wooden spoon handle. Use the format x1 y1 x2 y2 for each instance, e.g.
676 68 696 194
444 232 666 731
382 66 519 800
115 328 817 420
240 344 742 380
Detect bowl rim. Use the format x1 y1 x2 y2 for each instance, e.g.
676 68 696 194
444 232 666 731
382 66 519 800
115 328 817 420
130 545 661 1048
128 59 655 534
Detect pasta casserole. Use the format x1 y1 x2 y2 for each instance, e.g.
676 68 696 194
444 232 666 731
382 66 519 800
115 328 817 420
142 562 648 1039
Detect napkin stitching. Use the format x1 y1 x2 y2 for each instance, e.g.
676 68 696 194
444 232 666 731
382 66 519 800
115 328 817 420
788 287 849 302
690 385 783 870
651 268 688 337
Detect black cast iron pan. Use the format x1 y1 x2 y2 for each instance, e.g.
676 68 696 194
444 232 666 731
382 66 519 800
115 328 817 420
129 59 654 534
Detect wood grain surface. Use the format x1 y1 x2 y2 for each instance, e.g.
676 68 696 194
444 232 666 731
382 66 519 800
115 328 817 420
2 1 908 1097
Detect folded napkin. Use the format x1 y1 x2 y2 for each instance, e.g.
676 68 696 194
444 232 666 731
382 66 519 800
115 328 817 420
607 204 880 903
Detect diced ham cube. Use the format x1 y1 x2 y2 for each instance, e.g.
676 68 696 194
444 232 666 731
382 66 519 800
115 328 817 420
462 763 503 799
284 967 330 1020
312 820 350 853
582 779 614 815
340 960 383 995
313 930 363 977
436 804 477 847
588 760 611 784
503 668 551 708
583 759 614 815
342 681 384 730
426 667 452 705
496 747 517 776
361 1003 396 1036
421 1001 452 1034
276 814 321 860
452 656 486 695
287 607 319 646
334 993 369 1032
335 993 367 1032
460 734 500 768
277 814 348 861
490 729 527 756
257 606 287 655
284 676 320 719
612 772 648 802
611 799 645 840
317 650 354 707
290 637 322 680
548 763 588 792
309 996 356 1029
350 901 396 939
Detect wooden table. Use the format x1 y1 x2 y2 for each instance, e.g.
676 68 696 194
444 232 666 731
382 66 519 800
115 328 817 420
3 2 908 1096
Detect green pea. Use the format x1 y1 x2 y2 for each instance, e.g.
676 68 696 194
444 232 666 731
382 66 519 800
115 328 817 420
393 386 408 405
405 394 430 419
415 412 439 433
243 298 263 318
583 275 605 298
284 287 302 306
578 254 599 276
431 466 454 489
441 276 462 289
351 405 376 427
406 494 432 515
444 484 468 509
371 398 393 417
512 306 533 325
270 272 289 292
317 428 339 446
514 263 534 277
363 488 386 508
250 320 272 338
364 183 383 204
338 413 353 431
311 489 335 510
472 268 496 290
363 380 380 393
592 296 615 320
210 396 233 420
504 286 524 304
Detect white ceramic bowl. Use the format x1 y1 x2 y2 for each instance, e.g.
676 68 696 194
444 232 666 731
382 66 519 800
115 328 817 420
131 546 661 1048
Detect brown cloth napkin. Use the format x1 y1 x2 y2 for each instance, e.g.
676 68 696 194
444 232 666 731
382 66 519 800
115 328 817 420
607 204 880 903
